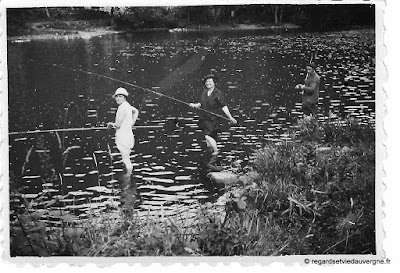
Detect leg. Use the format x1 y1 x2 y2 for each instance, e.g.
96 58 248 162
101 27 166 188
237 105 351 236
303 103 317 117
205 135 218 155
116 134 135 175
121 151 133 175
303 104 312 116
310 103 318 116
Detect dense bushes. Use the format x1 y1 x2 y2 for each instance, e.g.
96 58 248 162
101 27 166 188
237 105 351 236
7 5 374 36
113 7 179 30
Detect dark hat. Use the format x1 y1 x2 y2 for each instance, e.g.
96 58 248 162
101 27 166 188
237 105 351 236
306 63 316 69
203 74 218 83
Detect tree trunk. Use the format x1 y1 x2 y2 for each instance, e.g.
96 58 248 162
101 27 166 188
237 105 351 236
273 5 278 26
271 5 284 26
210 7 222 25
44 8 51 18
279 6 284 26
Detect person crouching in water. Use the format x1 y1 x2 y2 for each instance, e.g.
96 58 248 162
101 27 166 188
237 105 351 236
295 63 320 116
108 87 139 175
190 74 237 155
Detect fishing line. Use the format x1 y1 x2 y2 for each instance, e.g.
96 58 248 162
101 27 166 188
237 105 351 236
29 60 230 122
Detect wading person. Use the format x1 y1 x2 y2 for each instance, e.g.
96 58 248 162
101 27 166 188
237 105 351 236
108 87 139 175
189 74 237 155
295 63 320 116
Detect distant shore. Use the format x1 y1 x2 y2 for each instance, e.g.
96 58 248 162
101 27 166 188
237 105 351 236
8 20 302 42
8 20 123 42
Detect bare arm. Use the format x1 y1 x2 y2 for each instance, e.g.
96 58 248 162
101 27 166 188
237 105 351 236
113 107 126 129
132 106 139 125
222 106 237 124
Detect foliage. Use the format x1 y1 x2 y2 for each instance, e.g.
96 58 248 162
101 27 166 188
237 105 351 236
304 4 375 30
110 7 179 30
294 115 375 145
7 8 29 36
7 5 374 36
10 116 375 256
10 195 85 256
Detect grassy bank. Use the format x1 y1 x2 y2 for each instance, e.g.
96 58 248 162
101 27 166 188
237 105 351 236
10 116 375 256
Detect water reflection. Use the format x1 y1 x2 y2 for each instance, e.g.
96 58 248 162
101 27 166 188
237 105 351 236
8 28 375 218
119 172 138 209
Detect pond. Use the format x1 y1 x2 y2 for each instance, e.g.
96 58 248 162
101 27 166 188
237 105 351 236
8 28 375 220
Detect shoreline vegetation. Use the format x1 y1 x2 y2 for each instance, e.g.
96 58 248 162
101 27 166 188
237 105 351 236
8 20 302 42
7 5 374 41
10 116 376 256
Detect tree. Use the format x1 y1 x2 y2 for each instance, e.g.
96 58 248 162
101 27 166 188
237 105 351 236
271 5 284 26
44 8 51 18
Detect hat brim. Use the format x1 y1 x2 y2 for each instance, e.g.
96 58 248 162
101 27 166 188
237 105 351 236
113 93 128 98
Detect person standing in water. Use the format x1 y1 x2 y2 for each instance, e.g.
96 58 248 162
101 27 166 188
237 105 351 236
295 63 321 116
190 74 237 155
108 87 139 174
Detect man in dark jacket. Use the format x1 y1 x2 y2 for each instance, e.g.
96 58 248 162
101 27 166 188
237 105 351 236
295 63 320 116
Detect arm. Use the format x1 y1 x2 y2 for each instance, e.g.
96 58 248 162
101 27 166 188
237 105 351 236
107 106 125 129
132 106 139 126
222 106 237 124
113 107 126 129
301 81 318 94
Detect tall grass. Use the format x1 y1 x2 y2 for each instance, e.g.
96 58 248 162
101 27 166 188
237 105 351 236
10 116 376 256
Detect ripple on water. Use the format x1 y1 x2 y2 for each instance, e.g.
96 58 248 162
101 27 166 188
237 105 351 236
142 177 175 183
142 171 175 176
8 29 375 218
138 184 200 192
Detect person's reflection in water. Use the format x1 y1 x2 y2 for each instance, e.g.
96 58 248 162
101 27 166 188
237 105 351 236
120 172 139 211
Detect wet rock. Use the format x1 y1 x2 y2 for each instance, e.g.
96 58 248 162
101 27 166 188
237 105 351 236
207 171 239 185
238 171 259 186
206 163 224 172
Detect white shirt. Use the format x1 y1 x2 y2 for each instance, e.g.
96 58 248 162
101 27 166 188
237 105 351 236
115 101 134 153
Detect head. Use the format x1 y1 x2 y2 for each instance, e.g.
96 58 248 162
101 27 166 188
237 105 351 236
113 87 128 105
203 74 217 90
306 63 316 74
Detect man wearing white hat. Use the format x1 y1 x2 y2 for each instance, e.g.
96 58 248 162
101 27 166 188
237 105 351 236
108 87 139 174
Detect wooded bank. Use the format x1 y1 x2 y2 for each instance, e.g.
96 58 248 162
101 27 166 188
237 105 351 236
7 5 374 36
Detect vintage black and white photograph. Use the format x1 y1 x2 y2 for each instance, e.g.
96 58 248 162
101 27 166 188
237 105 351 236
2 0 386 263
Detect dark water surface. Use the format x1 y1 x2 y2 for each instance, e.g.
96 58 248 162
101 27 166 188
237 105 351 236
8 28 375 218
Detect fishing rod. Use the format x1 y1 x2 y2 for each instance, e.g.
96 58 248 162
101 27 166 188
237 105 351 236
8 125 163 136
30 60 231 122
